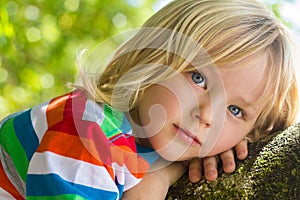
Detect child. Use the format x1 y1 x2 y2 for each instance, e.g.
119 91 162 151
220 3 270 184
0 0 298 199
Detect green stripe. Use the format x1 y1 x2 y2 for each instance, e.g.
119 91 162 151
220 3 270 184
27 194 87 200
101 105 124 138
0 118 29 181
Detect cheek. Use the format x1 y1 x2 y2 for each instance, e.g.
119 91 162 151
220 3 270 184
149 89 181 120
206 122 250 156
138 87 181 136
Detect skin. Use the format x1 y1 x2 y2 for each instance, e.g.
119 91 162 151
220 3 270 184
189 139 248 182
123 158 186 200
133 52 267 161
124 52 268 199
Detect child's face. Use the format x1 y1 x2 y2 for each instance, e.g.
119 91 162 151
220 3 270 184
133 53 268 161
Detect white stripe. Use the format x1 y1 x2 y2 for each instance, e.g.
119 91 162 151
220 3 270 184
0 187 16 200
82 99 105 126
112 162 142 191
28 152 120 193
31 100 50 142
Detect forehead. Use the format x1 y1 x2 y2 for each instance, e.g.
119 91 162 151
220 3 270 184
219 53 269 112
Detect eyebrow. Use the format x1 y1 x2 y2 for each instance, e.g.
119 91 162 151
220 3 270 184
236 96 261 119
237 95 253 107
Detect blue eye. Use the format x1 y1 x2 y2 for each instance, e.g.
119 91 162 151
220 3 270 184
191 72 206 89
228 105 243 118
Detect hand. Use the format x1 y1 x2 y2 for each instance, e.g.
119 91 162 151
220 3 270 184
122 158 186 200
188 138 248 183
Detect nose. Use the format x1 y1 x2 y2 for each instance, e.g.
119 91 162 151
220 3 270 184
192 93 212 128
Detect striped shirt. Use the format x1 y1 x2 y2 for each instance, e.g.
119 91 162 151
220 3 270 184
0 89 159 200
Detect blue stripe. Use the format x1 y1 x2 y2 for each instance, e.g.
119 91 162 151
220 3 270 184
115 178 124 199
109 133 125 143
27 174 119 200
136 144 159 166
13 109 39 160
120 115 131 134
109 132 131 143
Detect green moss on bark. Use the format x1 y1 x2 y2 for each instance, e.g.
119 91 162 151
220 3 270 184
167 123 300 200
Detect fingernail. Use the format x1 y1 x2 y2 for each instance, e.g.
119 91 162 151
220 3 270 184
225 162 233 167
237 150 244 155
207 170 215 176
189 173 199 183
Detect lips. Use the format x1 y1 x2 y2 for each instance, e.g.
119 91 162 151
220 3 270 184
174 124 201 146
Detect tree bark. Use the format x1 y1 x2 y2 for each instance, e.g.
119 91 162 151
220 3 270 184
167 123 300 200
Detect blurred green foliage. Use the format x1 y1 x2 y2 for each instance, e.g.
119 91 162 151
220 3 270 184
0 0 297 120
0 0 156 119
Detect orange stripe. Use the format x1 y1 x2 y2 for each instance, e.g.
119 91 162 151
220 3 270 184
37 131 104 165
0 161 25 200
37 130 115 179
46 93 71 128
37 130 150 180
111 145 150 178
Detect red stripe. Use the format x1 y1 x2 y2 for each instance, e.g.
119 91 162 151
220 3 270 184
45 89 116 167
0 161 25 199
47 90 88 137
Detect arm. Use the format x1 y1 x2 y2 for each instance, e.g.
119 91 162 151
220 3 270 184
122 158 186 200
122 139 248 199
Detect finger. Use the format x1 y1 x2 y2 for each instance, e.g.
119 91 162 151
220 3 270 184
235 138 248 160
203 156 218 181
182 160 190 167
220 149 236 173
188 158 203 183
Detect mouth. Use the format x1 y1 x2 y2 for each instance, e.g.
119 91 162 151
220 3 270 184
173 124 202 146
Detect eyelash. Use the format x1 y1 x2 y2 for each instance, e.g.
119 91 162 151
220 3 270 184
190 72 207 89
228 105 246 119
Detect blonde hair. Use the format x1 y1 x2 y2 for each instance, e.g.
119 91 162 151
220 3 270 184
81 0 298 140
